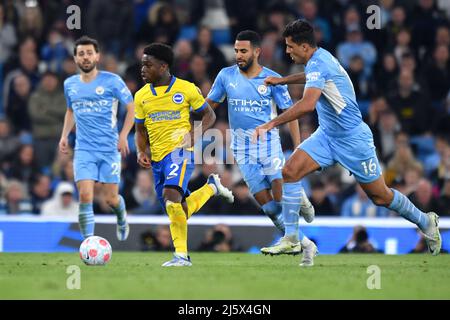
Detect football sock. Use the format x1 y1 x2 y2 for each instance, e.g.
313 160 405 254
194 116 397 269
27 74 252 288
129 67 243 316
282 182 303 242
388 188 430 231
79 203 95 238
262 200 284 233
111 195 127 226
166 201 188 254
186 183 215 219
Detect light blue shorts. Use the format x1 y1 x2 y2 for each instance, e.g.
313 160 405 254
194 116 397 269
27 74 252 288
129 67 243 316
234 141 285 195
299 122 382 183
74 150 121 184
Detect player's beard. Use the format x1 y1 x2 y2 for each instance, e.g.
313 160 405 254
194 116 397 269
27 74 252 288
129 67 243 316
78 61 97 73
237 56 254 72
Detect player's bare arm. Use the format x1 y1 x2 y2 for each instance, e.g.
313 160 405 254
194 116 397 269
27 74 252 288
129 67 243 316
287 119 301 146
118 102 135 158
205 98 220 110
186 103 216 147
252 87 321 142
135 122 151 168
59 108 75 154
264 72 306 86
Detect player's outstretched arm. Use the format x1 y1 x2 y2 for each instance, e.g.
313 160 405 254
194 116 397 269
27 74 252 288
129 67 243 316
118 102 135 158
252 87 321 143
264 72 306 86
59 108 75 154
135 122 151 168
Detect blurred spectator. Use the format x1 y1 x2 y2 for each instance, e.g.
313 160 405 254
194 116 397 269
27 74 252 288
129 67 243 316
124 169 162 215
371 109 401 163
421 44 450 109
374 53 398 95
339 225 381 253
309 178 337 215
430 140 450 189
40 28 70 74
5 73 32 134
173 39 194 79
259 29 288 75
18 2 44 42
296 0 331 46
0 179 32 214
30 174 51 214
409 178 440 213
28 71 65 168
437 179 450 216
198 224 238 252
41 181 78 216
137 3 179 45
141 225 173 251
0 2 17 64
101 54 120 74
124 43 147 88
435 25 450 49
341 184 389 217
385 5 409 47
392 28 414 65
8 144 40 186
385 132 423 186
225 0 261 39
412 0 448 58
401 165 424 197
336 23 377 77
192 26 227 79
346 55 373 100
0 117 20 169
223 180 260 215
86 0 134 58
185 54 210 86
387 69 433 135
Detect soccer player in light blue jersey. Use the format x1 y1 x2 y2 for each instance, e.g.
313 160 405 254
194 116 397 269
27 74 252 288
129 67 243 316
59 36 135 241
254 20 442 265
206 30 316 262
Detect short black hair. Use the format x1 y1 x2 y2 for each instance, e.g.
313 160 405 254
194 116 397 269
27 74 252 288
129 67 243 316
73 36 99 56
143 43 174 67
282 19 316 47
236 30 261 47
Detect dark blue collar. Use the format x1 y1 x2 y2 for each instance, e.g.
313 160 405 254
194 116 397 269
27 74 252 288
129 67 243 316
149 76 176 96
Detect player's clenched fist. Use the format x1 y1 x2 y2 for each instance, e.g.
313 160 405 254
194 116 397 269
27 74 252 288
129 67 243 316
59 136 69 154
264 76 282 86
118 134 130 158
137 151 151 168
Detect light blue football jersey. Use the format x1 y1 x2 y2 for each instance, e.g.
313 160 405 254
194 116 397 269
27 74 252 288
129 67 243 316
208 66 293 154
64 71 133 152
304 48 363 136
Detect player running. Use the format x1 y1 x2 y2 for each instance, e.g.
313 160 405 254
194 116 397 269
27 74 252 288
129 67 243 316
206 30 316 264
253 20 442 264
134 43 234 267
60 36 134 241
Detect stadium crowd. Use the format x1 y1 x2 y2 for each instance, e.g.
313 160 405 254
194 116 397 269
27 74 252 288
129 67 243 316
0 0 450 218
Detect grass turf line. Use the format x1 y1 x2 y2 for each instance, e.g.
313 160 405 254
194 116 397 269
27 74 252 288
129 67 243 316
0 252 449 299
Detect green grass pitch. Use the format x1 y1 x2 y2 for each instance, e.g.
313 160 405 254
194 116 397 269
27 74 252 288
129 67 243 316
1 252 449 299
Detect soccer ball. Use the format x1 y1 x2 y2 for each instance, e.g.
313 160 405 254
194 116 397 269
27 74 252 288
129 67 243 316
79 236 112 266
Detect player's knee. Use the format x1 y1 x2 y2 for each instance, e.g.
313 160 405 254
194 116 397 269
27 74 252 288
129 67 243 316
166 201 186 223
